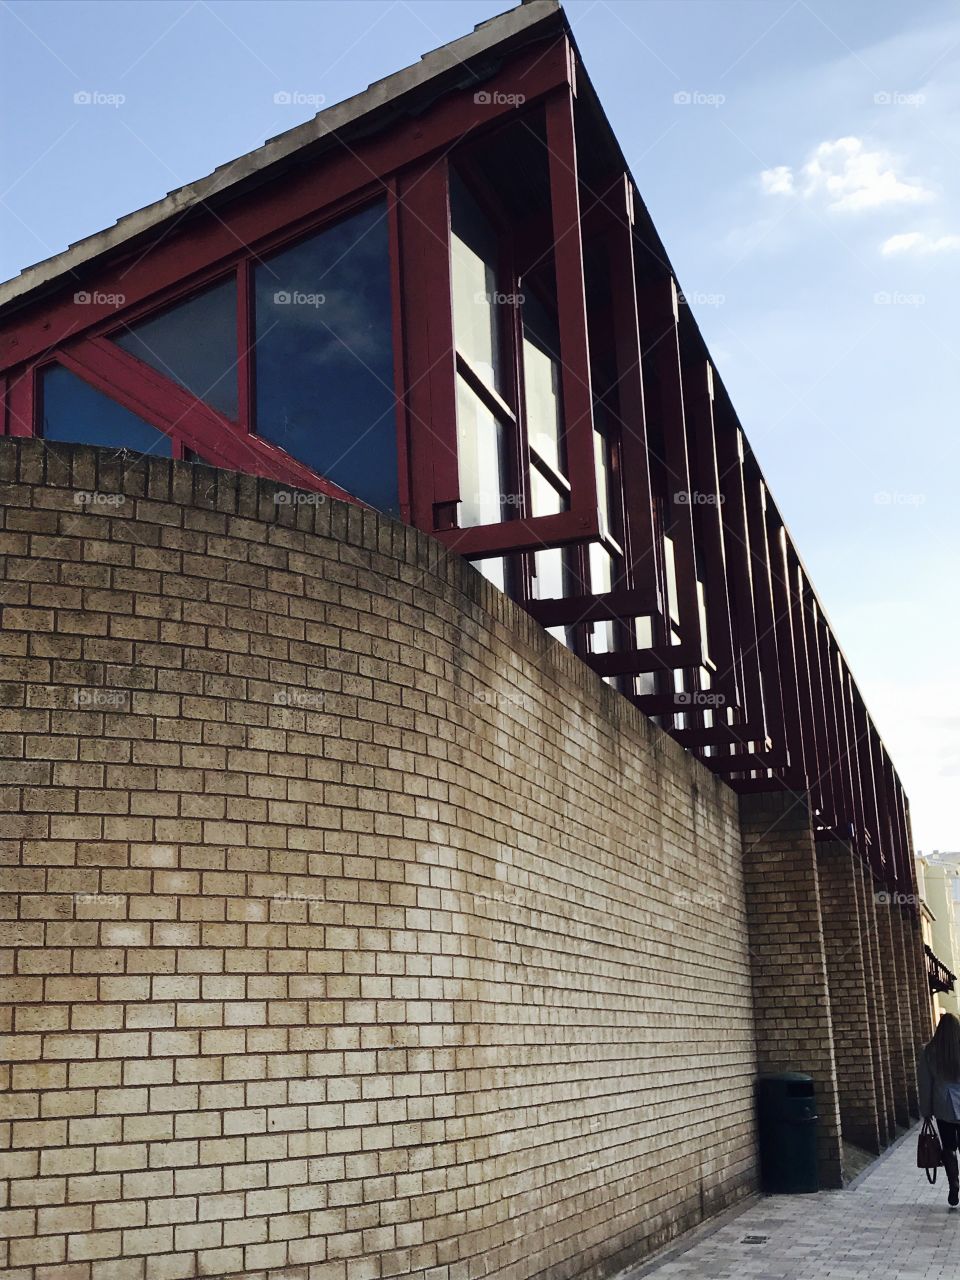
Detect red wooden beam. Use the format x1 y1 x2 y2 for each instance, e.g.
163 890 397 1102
386 179 413 526
789 554 830 821
589 641 701 678
781 543 821 802
815 611 853 838
673 722 769 749
681 359 738 706
857 697 886 879
637 277 704 665
543 85 599 532
393 159 459 529
704 748 789 775
713 407 771 747
843 669 876 873
435 508 599 558
745 469 800 776
526 588 658 628
5 366 34 437
605 176 660 615
52 337 357 498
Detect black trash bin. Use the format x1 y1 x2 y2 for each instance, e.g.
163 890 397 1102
756 1072 819 1193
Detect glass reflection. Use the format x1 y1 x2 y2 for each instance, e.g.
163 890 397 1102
113 277 238 420
254 201 398 514
42 365 173 457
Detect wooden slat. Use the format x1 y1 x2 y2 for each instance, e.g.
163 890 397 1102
394 159 459 526
637 277 703 663
54 337 354 497
681 359 738 708
714 411 771 745
544 86 599 532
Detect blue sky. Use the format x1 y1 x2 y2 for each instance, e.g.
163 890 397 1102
2 0 957 852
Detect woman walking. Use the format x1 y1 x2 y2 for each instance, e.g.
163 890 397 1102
918 1011 960 1207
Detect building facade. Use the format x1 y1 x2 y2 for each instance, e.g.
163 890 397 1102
0 3 934 1279
916 854 960 1019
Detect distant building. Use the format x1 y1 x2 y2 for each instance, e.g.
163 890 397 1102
917 854 960 1017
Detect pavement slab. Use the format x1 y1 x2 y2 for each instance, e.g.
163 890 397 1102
625 1125 960 1280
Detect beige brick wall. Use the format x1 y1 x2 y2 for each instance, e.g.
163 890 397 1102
816 840 880 1152
738 791 843 1188
0 442 758 1280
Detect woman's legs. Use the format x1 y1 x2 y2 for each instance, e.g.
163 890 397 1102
937 1120 960 1204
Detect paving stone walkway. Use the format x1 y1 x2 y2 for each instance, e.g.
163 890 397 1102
626 1125 960 1279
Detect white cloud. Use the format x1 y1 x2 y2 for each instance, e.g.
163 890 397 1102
881 231 960 255
760 136 933 212
760 165 794 196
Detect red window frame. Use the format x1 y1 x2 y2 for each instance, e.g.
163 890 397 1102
28 181 402 504
0 37 576 521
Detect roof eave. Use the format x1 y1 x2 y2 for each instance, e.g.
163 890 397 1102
0 0 563 320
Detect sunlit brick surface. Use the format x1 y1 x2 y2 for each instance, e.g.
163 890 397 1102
0 442 757 1280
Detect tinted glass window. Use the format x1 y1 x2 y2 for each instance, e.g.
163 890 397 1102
113 277 238 419
254 201 398 515
42 365 173 457
589 543 615 654
455 378 507 527
472 556 506 593
664 535 680 626
450 173 503 394
450 173 511 530
522 292 564 475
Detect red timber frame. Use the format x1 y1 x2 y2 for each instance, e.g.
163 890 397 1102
0 26 915 903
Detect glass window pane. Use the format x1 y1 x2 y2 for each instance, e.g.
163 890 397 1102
635 671 657 698
588 543 613 595
474 557 506 592
113 278 238 420
699 666 714 728
546 624 576 649
589 544 615 654
593 429 613 536
533 547 567 601
450 173 502 394
254 201 398 515
530 471 571 602
42 365 173 457
697 579 711 662
456 377 507 527
523 291 564 475
529 465 565 518
664 535 680 627
634 618 657 696
673 664 687 729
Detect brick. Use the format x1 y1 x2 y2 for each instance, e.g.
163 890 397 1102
0 444 929 1280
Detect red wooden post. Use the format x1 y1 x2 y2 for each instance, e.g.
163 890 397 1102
6 365 35 437
54 338 357 497
393 160 458 530
714 405 770 744
236 261 254 433
606 176 659 615
544 84 598 532
637 276 703 667
682 359 738 709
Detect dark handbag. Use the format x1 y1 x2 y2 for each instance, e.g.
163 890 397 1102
918 1118 943 1184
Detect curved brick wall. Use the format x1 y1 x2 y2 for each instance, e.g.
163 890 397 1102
0 441 757 1280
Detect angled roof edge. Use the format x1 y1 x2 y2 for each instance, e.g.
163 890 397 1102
0 0 563 317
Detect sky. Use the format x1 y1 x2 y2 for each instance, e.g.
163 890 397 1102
1 0 957 853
